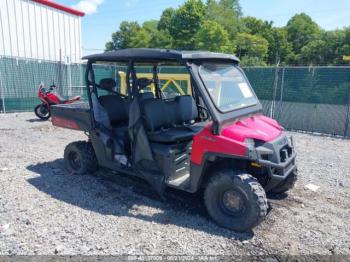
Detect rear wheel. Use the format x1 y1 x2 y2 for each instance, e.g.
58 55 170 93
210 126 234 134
64 141 98 174
204 171 268 232
270 171 298 194
34 104 51 120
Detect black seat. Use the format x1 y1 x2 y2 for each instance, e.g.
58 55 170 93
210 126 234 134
98 78 129 128
99 95 128 128
148 127 196 143
173 95 199 124
139 92 155 101
98 78 130 152
142 95 201 143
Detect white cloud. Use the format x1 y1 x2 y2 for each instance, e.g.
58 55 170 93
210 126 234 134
72 0 104 15
126 0 138 7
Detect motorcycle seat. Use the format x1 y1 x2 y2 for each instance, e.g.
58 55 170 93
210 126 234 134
69 96 81 101
56 95 80 103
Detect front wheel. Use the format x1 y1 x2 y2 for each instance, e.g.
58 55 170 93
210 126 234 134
204 171 268 232
34 104 51 120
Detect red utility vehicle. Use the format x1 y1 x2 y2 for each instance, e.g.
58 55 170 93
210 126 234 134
34 83 80 120
50 49 297 232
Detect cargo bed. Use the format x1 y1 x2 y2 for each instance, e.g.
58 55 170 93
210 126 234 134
51 102 93 131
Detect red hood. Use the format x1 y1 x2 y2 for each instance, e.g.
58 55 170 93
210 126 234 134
221 114 282 142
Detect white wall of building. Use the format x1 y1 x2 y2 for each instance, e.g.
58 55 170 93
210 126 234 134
0 0 82 63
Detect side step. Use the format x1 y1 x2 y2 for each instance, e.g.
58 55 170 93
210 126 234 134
166 172 190 190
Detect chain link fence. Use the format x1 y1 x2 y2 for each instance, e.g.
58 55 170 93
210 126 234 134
0 56 84 112
244 66 350 137
0 56 350 137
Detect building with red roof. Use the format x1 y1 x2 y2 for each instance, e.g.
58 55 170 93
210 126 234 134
0 0 85 63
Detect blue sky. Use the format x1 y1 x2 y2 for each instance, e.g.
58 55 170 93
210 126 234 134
58 0 350 55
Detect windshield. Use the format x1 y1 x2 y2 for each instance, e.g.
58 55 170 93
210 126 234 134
199 63 258 112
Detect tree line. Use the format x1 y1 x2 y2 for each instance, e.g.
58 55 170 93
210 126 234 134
105 0 350 66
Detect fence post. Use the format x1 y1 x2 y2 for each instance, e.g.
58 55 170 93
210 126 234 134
0 76 5 113
274 67 285 121
270 64 280 118
0 57 5 113
58 49 63 96
344 89 350 137
67 56 72 96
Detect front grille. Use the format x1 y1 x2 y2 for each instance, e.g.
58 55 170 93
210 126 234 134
261 154 269 161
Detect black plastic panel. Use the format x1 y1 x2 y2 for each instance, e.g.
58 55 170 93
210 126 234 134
51 102 93 131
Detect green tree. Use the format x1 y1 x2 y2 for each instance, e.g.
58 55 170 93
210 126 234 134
158 8 176 31
104 2 350 66
268 28 293 64
240 56 267 66
295 29 349 65
299 39 327 65
319 30 345 64
242 16 273 36
235 32 269 64
337 27 350 64
242 17 292 64
205 0 242 38
157 8 177 48
195 20 235 53
167 0 206 49
286 13 321 53
142 20 172 48
105 41 114 52
105 21 150 50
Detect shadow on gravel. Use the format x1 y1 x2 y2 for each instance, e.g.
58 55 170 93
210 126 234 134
26 159 254 240
26 119 47 123
266 192 288 200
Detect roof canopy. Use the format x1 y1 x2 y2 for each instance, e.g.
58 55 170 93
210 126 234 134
83 48 240 63
32 0 85 17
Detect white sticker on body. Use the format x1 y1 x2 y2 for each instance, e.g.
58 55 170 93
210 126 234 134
238 83 253 98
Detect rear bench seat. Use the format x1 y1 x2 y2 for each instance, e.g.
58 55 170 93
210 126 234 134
141 95 201 143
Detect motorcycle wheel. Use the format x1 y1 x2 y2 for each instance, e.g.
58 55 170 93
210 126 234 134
34 104 51 120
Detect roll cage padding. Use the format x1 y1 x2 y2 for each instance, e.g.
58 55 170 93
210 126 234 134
127 61 154 164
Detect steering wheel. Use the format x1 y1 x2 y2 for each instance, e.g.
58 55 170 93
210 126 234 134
137 78 153 90
197 105 210 121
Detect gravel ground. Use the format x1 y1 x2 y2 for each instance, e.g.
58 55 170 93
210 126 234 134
0 112 349 256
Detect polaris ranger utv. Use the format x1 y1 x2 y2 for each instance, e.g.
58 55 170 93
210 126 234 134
51 48 297 232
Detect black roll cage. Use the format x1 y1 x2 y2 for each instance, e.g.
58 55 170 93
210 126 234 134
85 58 262 135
